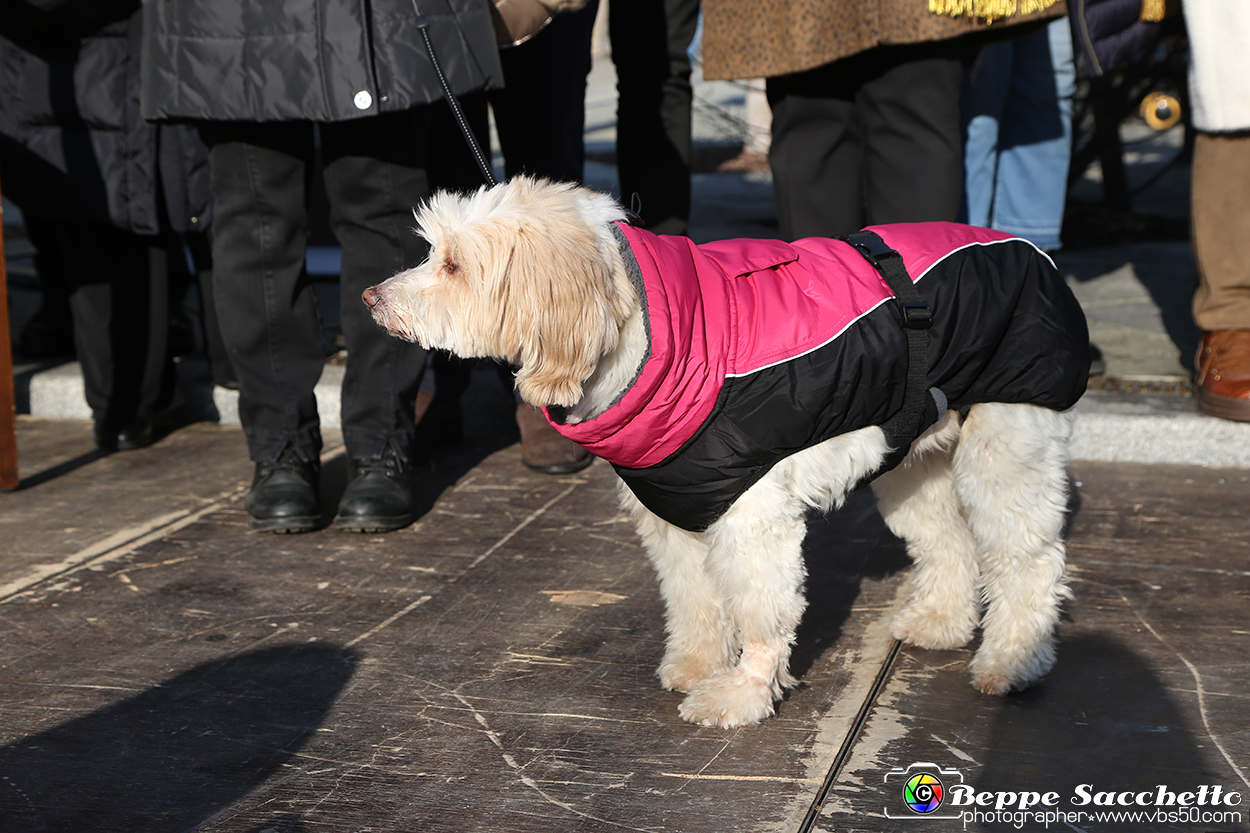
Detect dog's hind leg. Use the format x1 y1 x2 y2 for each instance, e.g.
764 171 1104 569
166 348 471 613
871 412 981 651
676 476 808 728
953 403 1074 695
617 482 737 694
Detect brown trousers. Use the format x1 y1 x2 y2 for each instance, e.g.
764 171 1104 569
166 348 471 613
1192 130 1250 331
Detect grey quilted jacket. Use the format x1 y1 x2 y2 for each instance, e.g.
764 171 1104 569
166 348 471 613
0 1 210 233
140 0 503 123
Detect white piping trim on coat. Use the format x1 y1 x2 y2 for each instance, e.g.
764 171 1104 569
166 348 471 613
725 236 1052 379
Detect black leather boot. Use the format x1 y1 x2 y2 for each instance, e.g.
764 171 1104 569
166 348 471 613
335 445 415 533
245 446 320 533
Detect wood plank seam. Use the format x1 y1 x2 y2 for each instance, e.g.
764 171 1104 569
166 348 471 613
797 638 903 833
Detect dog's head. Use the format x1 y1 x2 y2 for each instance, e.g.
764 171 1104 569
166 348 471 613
364 176 633 407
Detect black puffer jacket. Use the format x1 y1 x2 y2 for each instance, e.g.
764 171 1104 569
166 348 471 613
140 0 503 123
0 0 210 234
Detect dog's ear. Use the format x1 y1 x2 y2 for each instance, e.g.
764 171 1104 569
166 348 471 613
499 222 627 408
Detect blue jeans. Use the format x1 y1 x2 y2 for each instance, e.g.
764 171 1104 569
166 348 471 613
962 19 1075 251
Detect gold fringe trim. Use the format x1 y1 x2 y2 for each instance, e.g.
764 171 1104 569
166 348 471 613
928 0 1060 23
1140 0 1180 23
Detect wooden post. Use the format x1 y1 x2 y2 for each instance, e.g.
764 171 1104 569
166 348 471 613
0 170 19 490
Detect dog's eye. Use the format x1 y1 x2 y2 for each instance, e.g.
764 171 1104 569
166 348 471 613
443 257 460 276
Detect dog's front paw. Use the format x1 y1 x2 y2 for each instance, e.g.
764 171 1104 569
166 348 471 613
677 670 782 728
890 599 978 651
659 653 731 693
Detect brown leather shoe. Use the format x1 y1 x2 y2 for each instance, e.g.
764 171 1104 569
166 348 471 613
1194 329 1250 421
516 403 593 474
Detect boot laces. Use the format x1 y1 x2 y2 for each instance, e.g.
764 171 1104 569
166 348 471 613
352 447 405 480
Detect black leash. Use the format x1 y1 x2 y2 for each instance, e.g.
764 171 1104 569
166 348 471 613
412 1 499 187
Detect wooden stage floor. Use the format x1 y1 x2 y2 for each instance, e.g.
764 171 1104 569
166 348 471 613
1 418 1247 832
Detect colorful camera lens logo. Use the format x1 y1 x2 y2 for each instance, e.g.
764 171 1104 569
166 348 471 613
903 772 945 814
884 763 962 819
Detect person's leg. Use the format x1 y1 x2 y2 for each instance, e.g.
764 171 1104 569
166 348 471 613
858 42 966 227
1191 130 1250 421
1192 134 1250 331
62 222 174 451
610 0 698 234
321 109 433 530
200 121 324 462
767 58 866 239
986 19 1075 250
961 38 1014 228
15 213 76 359
200 120 324 532
185 230 236 389
492 0 599 184
61 224 123 435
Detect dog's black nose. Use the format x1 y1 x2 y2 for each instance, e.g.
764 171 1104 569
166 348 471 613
362 287 378 309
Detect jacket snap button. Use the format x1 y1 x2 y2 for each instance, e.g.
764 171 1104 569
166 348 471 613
353 90 373 110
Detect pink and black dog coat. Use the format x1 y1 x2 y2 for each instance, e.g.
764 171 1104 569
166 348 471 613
546 222 1090 532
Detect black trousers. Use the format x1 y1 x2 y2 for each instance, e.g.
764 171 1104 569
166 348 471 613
494 0 599 183
199 111 431 464
49 219 179 432
610 0 699 235
767 41 969 240
428 1 599 190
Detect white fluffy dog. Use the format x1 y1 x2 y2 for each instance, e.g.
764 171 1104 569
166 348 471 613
364 177 1087 728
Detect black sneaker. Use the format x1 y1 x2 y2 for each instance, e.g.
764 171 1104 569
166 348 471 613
335 445 415 533
246 446 320 533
